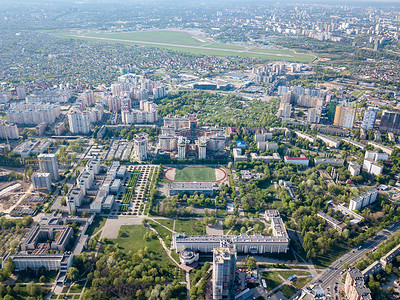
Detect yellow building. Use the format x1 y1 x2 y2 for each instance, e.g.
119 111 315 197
333 105 355 128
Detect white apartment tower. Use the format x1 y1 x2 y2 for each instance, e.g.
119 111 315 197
134 132 149 161
178 136 186 160
362 107 378 130
16 86 26 100
38 153 59 182
68 109 91 134
198 137 207 160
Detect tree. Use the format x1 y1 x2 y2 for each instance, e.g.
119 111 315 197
342 229 350 240
82 211 88 218
245 255 257 269
67 267 79 282
27 281 39 297
39 275 46 283
63 184 69 195
343 263 349 270
60 197 66 206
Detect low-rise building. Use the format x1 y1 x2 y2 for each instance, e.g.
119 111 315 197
317 211 347 234
284 154 309 166
22 224 73 252
314 158 344 166
250 153 281 163
295 131 316 143
169 182 215 196
317 134 340 148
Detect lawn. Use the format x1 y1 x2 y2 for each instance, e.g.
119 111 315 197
174 219 206 236
261 271 282 290
156 218 175 230
279 285 296 299
69 282 85 293
174 167 216 182
112 225 174 268
293 276 312 289
149 220 174 247
276 270 311 278
85 216 107 236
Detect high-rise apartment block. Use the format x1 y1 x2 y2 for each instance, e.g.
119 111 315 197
38 153 59 182
16 86 26 100
68 109 91 134
278 102 292 119
133 133 149 161
7 103 61 125
344 268 372 300
349 188 377 212
361 107 378 130
212 242 236 300
32 173 52 190
334 104 355 128
379 111 400 135
25 87 72 104
121 100 158 125
0 123 19 140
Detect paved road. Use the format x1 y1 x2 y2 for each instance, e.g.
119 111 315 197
309 220 400 299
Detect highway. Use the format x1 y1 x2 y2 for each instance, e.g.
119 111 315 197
308 220 400 298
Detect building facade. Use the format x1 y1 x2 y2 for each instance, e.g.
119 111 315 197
334 104 355 128
213 242 236 300
38 153 59 182
133 132 148 161
362 107 378 130
32 172 52 190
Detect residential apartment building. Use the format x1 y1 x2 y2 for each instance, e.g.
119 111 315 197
334 104 355 128
38 153 59 182
379 111 400 135
212 242 236 300
0 123 19 140
344 268 372 300
7 103 61 125
133 132 148 161
362 107 378 130
284 154 309 166
348 161 361 176
32 173 52 190
68 108 91 134
349 188 378 211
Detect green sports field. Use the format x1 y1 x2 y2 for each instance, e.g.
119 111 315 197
174 167 216 182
